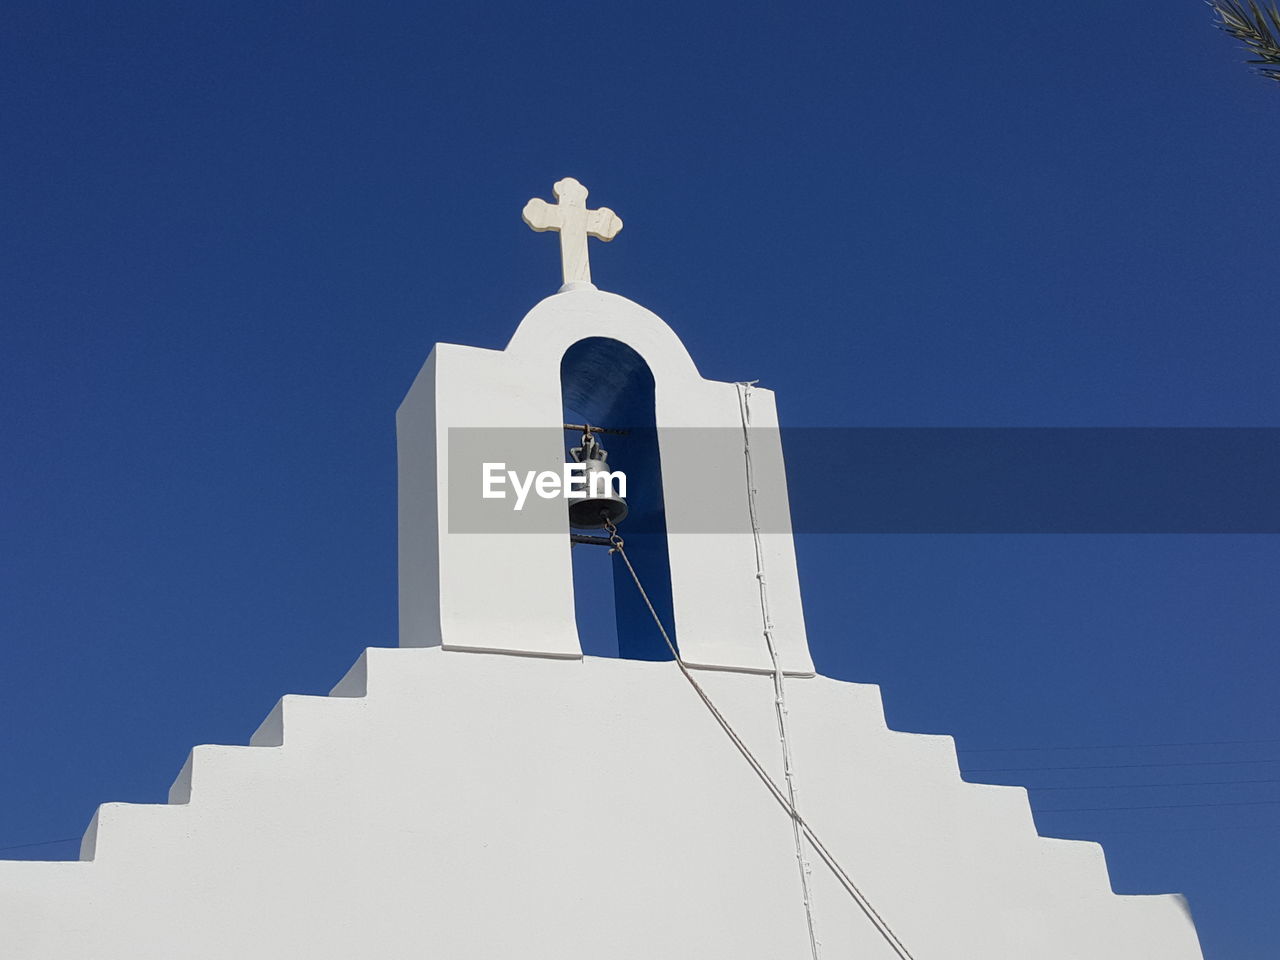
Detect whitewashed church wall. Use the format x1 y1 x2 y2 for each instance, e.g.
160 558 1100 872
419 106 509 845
0 647 1202 959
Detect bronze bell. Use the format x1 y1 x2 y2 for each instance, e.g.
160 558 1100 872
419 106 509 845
567 429 628 530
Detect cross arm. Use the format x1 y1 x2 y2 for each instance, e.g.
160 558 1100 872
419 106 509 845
522 198 563 233
585 206 623 242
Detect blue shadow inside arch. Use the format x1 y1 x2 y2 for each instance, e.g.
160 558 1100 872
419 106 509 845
561 337 676 661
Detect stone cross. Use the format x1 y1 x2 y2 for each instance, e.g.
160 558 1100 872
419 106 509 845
522 178 623 289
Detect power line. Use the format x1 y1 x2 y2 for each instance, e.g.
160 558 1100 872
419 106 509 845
1037 799 1280 813
0 837 79 853
965 758 1278 773
1025 778 1280 791
959 737 1280 753
1049 824 1280 836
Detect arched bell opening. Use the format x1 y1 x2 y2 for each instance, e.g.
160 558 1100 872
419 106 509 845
560 337 676 661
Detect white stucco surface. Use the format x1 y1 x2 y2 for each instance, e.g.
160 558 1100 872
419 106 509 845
0 646 1202 958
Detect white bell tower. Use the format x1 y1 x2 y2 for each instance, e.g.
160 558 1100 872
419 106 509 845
396 245 814 673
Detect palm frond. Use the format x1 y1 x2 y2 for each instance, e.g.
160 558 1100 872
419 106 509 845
1211 0 1280 82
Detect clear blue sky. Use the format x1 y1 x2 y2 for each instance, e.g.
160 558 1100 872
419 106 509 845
1 2 1276 956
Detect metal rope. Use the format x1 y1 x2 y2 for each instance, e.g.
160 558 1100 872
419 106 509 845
601 517 917 960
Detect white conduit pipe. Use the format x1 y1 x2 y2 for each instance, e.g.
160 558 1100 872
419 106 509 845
735 381 822 960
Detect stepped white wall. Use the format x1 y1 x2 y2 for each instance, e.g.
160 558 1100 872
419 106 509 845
0 646 1202 959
